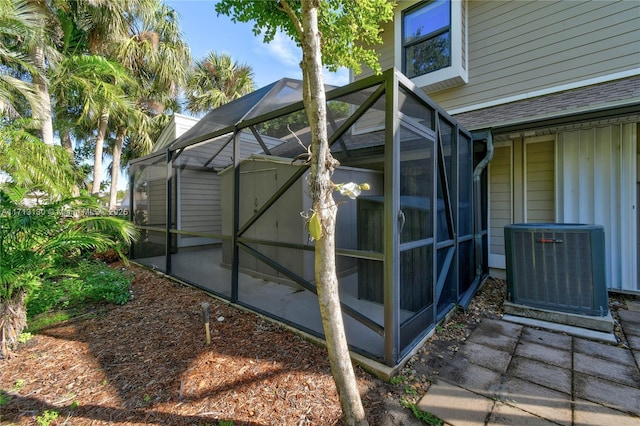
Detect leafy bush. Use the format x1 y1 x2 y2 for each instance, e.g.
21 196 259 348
0 186 137 356
27 261 133 318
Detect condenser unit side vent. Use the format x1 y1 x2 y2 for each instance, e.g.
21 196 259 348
504 223 608 317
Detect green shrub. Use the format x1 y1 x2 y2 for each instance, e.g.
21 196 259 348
27 261 133 318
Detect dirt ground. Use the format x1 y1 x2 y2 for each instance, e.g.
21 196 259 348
4 262 626 425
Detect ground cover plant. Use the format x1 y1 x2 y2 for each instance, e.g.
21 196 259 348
26 261 134 331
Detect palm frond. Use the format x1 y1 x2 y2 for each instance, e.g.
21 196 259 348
0 120 78 198
185 50 255 115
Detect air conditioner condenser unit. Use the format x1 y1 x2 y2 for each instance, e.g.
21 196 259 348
504 223 611 331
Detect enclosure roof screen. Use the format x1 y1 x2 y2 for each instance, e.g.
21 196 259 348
168 78 336 151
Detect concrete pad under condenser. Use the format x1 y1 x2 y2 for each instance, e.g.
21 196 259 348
503 302 614 333
503 315 617 344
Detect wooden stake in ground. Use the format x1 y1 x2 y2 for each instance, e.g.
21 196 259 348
201 302 211 345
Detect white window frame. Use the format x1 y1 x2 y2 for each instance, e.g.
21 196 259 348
394 0 468 92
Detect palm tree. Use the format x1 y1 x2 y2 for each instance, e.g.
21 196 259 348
26 0 62 146
0 0 45 119
185 51 255 115
107 0 190 210
64 0 152 194
53 55 136 160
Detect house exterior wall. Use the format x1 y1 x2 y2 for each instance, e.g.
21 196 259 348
153 113 199 152
488 144 511 269
365 0 640 292
365 0 640 111
488 122 639 291
524 138 555 223
144 163 168 228
434 0 639 111
176 169 220 247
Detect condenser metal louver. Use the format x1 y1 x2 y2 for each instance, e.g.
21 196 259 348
504 223 608 317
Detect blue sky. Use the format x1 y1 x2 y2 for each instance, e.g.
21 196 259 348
166 0 349 90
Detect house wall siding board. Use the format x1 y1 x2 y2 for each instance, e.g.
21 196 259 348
147 169 167 227
470 0 622 55
427 0 640 111
378 19 395 72
178 169 220 237
525 139 554 223
489 145 511 257
469 29 638 87
578 129 595 224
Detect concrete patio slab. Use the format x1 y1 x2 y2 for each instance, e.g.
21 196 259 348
488 401 559 425
573 338 637 366
624 301 640 313
415 308 640 426
504 302 614 332
514 340 571 369
574 352 640 387
503 314 617 343
619 310 640 335
498 377 572 426
439 361 503 398
508 356 572 394
520 327 572 350
417 380 494 426
628 334 640 350
574 399 640 426
466 319 521 353
574 372 640 416
457 341 512 373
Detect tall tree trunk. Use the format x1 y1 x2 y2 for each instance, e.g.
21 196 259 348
92 109 110 195
109 126 126 210
60 128 74 157
60 128 80 197
299 1 368 424
32 45 54 146
0 292 27 359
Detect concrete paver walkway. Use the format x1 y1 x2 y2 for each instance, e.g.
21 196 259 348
417 309 640 425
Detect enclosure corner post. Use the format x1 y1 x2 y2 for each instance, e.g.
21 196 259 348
165 149 173 274
129 170 135 259
231 130 241 302
383 70 400 366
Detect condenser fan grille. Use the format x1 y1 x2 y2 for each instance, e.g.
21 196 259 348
505 224 608 317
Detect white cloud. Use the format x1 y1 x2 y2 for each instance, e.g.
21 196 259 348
254 30 350 88
323 67 349 87
259 31 301 68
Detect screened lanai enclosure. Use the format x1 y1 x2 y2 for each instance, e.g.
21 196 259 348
129 68 490 367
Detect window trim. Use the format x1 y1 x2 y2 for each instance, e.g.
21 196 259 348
395 0 468 92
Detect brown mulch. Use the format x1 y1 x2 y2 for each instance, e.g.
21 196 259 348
3 262 634 425
1 263 388 425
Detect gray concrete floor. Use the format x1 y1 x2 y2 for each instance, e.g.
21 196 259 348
133 246 401 360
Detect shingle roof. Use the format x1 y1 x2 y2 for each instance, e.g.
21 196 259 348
453 75 640 131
